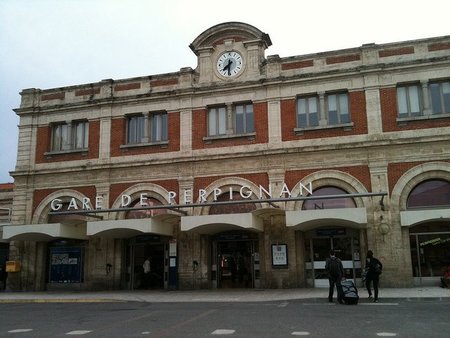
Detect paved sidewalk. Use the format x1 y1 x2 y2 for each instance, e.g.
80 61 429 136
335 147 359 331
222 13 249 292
0 287 449 303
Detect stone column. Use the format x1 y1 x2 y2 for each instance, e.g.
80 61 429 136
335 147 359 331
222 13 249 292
268 100 282 146
179 108 192 155
142 112 150 143
198 48 214 83
64 121 72 150
364 73 383 134
178 176 194 208
98 117 111 160
226 103 233 135
421 80 431 115
318 92 327 126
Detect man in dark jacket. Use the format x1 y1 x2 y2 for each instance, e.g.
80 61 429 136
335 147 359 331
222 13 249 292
365 250 383 302
325 249 344 303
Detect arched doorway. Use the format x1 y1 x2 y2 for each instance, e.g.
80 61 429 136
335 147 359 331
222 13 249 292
407 179 450 285
209 192 260 289
46 202 88 290
125 197 169 290
301 186 363 287
304 227 362 288
212 231 258 289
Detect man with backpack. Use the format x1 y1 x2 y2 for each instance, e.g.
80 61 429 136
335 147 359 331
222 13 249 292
325 249 345 304
365 250 383 302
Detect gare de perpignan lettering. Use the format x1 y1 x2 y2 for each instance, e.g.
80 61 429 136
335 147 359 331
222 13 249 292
50 182 313 212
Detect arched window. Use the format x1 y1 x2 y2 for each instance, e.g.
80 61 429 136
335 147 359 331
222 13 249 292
48 202 86 224
302 186 356 210
125 197 167 219
209 192 256 215
407 179 450 209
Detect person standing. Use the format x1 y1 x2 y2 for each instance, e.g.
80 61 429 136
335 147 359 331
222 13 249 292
365 250 382 302
440 265 450 288
142 257 151 289
325 249 345 304
0 262 7 290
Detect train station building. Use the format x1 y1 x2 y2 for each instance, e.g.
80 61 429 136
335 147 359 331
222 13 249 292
2 22 450 291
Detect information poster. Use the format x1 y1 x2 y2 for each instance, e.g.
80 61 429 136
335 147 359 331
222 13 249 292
271 244 288 268
49 247 82 283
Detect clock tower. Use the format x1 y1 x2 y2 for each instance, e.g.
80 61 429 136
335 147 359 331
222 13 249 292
189 22 272 83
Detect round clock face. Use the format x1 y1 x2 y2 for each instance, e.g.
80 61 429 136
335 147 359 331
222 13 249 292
217 51 243 77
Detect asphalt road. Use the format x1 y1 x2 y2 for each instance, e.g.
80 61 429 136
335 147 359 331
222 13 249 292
0 298 448 337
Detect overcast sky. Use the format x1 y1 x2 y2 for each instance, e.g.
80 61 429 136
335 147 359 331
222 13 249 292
1 0 449 183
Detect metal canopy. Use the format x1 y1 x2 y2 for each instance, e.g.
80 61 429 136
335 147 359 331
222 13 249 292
49 192 387 216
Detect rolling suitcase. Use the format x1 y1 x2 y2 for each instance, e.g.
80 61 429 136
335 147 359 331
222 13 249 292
340 279 359 305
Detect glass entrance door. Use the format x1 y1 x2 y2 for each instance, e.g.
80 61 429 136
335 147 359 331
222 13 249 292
217 240 254 288
211 231 259 289
305 231 361 288
125 236 168 290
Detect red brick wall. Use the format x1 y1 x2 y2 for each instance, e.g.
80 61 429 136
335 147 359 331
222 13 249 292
387 162 419 195
109 179 179 206
192 108 207 149
281 60 314 70
33 185 96 214
281 90 368 141
212 37 244 46
35 125 51 163
254 102 269 143
285 166 372 192
428 42 450 51
326 53 360 65
75 87 100 96
192 102 268 150
35 120 100 163
193 173 270 200
41 92 65 101
379 87 397 132
387 161 450 195
380 87 450 132
114 82 141 92
110 112 180 157
379 47 414 58
150 78 178 87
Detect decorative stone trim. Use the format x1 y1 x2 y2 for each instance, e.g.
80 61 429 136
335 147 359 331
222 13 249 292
281 60 314 70
379 46 414 57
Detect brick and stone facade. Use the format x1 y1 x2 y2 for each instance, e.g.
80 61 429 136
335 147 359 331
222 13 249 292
3 22 450 291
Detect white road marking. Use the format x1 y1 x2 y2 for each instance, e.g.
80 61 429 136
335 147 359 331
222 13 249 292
376 333 397 337
8 329 33 333
66 330 92 335
211 329 235 334
361 303 399 306
278 301 289 307
142 332 151 335
292 332 311 336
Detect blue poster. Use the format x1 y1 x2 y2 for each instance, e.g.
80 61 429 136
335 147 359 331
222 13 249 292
49 247 82 283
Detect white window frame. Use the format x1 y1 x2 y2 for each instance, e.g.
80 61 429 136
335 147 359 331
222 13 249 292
326 92 350 125
207 103 254 137
208 106 227 136
127 114 145 144
429 80 450 115
297 95 319 128
51 120 89 152
149 112 168 142
397 84 422 118
234 103 254 134
73 120 89 149
126 111 168 145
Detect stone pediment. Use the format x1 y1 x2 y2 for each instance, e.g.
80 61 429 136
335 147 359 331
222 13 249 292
189 21 271 55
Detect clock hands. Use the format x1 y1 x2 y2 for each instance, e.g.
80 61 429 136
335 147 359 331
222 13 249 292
218 52 242 77
222 59 232 75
